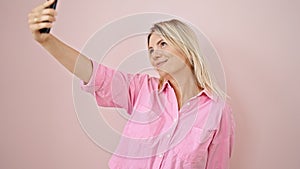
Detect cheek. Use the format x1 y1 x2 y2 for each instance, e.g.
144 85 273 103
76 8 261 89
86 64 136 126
174 50 188 62
169 51 189 66
166 48 185 61
171 58 187 69
149 57 155 66
174 52 191 68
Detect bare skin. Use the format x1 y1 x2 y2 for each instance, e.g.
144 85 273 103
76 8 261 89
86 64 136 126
28 1 201 110
148 33 202 109
28 0 92 84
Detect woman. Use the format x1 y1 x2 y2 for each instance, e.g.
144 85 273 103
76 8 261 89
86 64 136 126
28 0 235 168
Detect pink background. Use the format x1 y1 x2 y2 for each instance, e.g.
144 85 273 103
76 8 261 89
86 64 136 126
1 0 300 169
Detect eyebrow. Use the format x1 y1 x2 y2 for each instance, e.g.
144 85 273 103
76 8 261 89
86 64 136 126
148 39 163 49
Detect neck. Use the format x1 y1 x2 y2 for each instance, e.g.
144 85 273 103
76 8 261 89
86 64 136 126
161 67 202 109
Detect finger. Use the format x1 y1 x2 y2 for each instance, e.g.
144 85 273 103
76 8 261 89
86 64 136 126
39 15 56 23
28 12 35 20
28 12 39 24
30 22 53 32
28 8 57 25
28 15 56 24
28 12 40 23
41 8 57 16
32 0 56 12
28 8 57 21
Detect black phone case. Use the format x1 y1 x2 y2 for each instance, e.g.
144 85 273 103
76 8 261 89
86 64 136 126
39 0 58 34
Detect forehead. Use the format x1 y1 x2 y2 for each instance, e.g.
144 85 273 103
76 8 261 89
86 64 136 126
148 32 165 47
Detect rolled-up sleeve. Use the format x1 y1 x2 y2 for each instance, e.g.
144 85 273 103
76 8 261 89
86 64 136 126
79 59 144 114
206 104 235 169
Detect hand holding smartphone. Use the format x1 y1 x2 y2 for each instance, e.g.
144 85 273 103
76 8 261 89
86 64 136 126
39 0 58 34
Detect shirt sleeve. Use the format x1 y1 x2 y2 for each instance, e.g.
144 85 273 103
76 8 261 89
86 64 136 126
206 103 235 169
79 59 145 114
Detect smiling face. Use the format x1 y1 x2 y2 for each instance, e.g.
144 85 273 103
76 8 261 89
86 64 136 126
145 19 227 99
148 32 192 78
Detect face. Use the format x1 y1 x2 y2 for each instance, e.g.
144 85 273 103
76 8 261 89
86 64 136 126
148 32 191 78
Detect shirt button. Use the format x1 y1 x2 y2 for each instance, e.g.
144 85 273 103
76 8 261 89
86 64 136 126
158 154 163 158
167 134 171 138
173 118 177 122
187 102 190 106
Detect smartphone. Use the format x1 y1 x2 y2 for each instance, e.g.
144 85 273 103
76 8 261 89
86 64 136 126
39 0 58 34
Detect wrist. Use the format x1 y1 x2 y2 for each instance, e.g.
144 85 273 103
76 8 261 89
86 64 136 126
39 34 53 47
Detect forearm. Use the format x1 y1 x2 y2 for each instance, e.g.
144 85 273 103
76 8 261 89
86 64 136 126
40 34 92 83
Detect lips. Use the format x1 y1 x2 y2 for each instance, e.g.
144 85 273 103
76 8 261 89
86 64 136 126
155 59 168 67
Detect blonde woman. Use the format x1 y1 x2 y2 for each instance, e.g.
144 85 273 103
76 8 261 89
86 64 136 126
28 0 235 168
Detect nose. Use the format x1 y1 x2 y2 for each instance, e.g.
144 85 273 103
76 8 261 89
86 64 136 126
150 49 163 60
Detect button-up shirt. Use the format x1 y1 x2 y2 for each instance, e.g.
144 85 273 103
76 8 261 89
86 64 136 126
80 60 235 169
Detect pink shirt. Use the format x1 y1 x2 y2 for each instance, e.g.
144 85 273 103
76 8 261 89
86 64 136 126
80 59 235 169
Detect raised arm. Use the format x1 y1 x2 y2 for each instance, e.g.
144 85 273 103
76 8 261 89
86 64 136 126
28 0 92 84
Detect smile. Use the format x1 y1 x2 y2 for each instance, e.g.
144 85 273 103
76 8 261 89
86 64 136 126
156 60 168 67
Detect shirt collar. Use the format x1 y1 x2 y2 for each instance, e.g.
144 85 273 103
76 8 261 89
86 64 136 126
158 80 169 93
196 88 215 101
158 80 216 101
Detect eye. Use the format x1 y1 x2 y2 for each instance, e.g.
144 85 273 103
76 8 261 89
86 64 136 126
160 41 167 48
148 48 154 55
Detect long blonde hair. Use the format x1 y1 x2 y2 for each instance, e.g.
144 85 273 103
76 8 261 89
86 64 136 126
147 19 227 100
